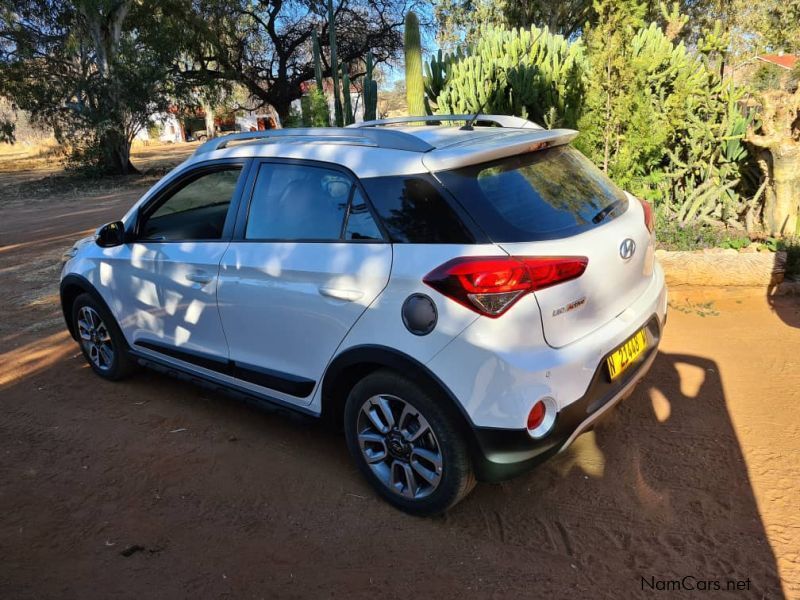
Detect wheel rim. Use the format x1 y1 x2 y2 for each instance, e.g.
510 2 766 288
356 394 443 500
77 306 115 372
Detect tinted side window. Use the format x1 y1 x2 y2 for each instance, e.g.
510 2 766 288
360 175 475 243
345 188 383 241
245 163 350 240
141 168 241 241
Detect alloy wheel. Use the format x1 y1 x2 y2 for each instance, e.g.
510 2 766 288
356 394 443 500
77 306 115 372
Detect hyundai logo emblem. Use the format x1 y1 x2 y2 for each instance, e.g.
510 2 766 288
620 238 636 260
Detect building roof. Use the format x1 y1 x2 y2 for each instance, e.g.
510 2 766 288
756 54 798 70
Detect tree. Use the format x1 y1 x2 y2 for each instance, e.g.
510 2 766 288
746 88 800 236
503 0 594 38
577 0 646 174
432 0 506 50
185 0 417 123
0 0 193 174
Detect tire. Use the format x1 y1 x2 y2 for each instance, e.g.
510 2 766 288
344 369 476 516
71 292 137 381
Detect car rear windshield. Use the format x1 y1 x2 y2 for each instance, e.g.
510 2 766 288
435 145 629 242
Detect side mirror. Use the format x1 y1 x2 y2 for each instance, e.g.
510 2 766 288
95 221 126 247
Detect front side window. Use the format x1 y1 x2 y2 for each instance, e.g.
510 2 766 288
139 168 242 241
245 163 353 240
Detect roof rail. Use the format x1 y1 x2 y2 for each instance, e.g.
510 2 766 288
349 114 543 130
193 127 433 155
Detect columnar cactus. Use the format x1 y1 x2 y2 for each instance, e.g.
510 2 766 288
327 0 344 126
362 51 378 121
312 28 324 91
423 48 462 114
434 26 585 128
341 65 354 125
404 12 425 116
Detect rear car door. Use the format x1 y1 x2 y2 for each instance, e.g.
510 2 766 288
115 160 249 363
217 160 391 403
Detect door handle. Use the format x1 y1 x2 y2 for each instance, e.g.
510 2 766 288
318 286 363 302
186 271 213 284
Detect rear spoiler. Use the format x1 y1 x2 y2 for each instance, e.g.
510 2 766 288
421 129 578 172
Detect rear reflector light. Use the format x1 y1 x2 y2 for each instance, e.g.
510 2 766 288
527 401 546 430
423 256 588 317
527 396 557 439
639 198 654 233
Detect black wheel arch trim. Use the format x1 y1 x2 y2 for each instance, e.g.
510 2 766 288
60 274 120 343
320 344 486 461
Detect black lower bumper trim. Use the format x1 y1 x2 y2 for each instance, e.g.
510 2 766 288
470 315 662 482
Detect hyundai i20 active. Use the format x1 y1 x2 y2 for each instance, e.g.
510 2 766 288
60 115 667 515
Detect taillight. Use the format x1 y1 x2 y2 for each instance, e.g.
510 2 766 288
423 256 588 317
639 198 654 233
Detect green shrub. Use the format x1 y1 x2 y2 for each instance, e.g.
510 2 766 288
752 63 784 91
655 218 751 251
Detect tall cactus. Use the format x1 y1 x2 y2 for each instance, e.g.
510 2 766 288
362 51 378 121
341 65 354 125
404 11 425 117
312 28 324 91
435 26 586 128
423 48 462 115
327 0 344 126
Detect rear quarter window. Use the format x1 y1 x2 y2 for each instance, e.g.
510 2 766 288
435 146 629 242
360 175 476 243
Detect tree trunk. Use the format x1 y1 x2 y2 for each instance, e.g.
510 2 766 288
746 88 800 237
202 100 216 138
100 129 138 175
771 145 800 236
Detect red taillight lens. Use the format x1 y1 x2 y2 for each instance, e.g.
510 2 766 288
527 400 546 431
639 198 654 233
423 256 588 317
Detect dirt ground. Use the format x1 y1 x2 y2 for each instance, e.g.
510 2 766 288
1 144 798 599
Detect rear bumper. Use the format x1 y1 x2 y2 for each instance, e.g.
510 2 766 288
471 315 662 482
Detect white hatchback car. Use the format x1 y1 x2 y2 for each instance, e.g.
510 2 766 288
60 115 667 515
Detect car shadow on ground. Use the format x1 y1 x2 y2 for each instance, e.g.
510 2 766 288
767 249 800 328
446 351 785 597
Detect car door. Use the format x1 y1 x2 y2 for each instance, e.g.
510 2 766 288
217 159 392 403
114 160 250 365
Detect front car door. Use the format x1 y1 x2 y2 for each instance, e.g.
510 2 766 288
113 160 249 365
217 159 392 404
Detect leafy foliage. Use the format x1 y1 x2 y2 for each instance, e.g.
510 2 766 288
0 0 194 174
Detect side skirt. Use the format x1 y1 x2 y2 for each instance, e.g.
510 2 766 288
128 349 320 420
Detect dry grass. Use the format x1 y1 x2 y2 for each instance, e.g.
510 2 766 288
0 140 199 207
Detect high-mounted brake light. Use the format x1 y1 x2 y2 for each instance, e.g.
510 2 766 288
639 198 654 233
423 256 588 317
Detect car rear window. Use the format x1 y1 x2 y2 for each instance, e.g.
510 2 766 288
360 174 476 243
435 146 629 242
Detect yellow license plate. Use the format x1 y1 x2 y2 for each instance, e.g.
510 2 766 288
606 328 647 380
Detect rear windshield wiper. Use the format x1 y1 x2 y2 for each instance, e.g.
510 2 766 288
591 199 625 224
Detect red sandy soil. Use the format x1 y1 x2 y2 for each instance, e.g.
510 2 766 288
0 147 798 598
